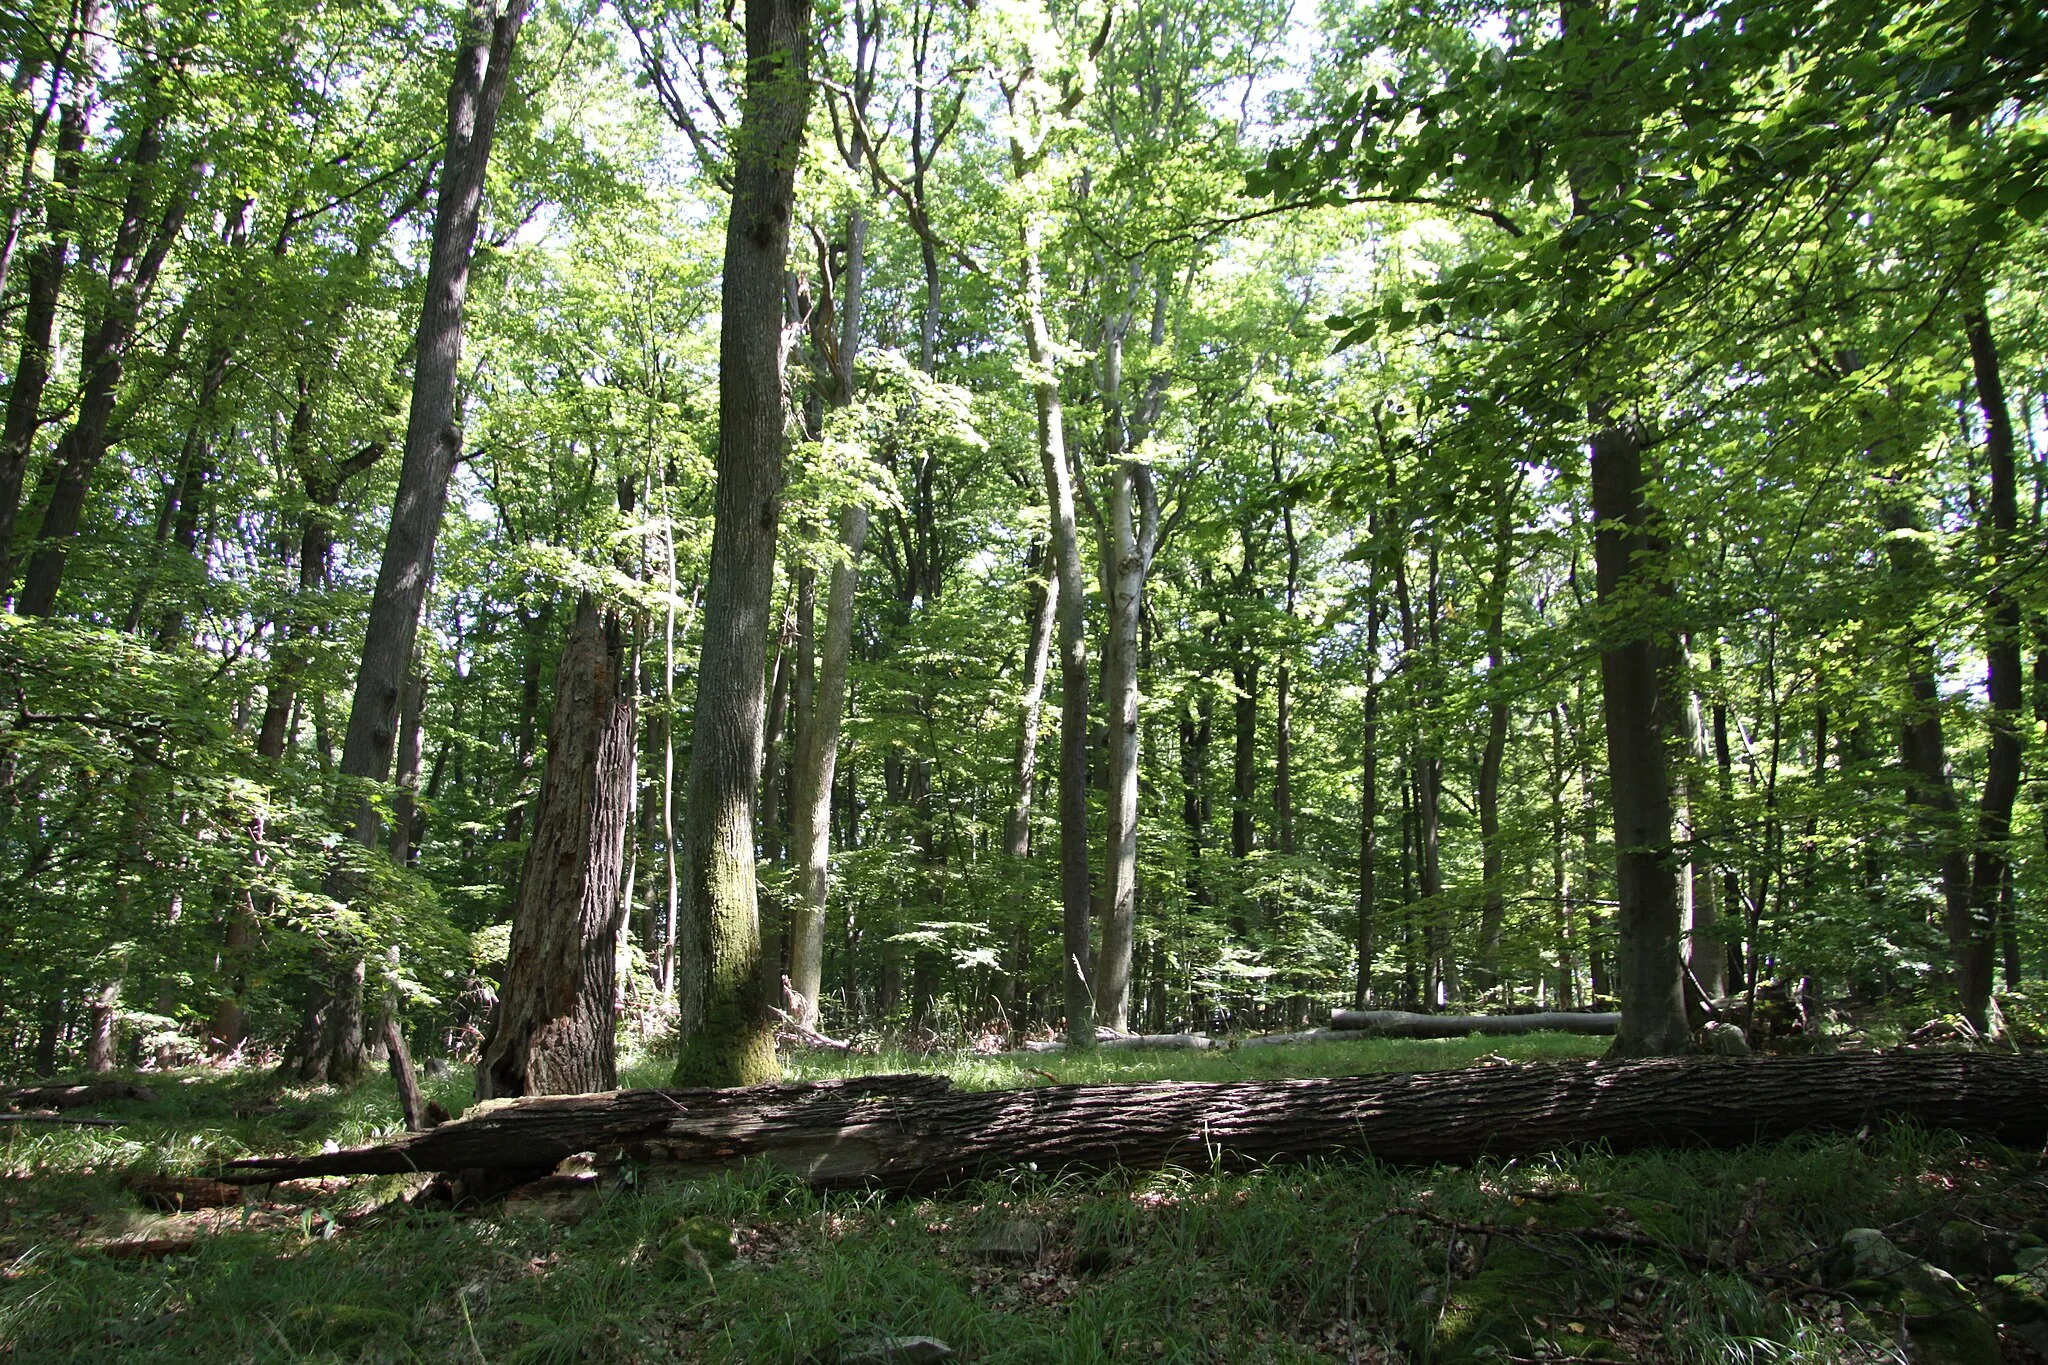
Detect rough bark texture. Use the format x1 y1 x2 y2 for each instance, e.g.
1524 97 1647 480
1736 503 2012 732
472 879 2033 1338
671 0 813 1087
224 1053 2048 1194
476 598 637 1100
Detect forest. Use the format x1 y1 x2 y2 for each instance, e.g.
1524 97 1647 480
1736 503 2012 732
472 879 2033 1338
1 0 2047 1357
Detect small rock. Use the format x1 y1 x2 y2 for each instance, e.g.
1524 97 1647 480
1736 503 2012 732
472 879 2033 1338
969 1218 1045 1264
1700 1021 1750 1056
830 1336 955 1365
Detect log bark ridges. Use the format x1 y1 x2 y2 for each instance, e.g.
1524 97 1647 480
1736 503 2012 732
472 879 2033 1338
221 1053 2048 1195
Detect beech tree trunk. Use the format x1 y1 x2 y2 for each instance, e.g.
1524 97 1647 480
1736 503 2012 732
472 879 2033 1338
788 505 866 1025
476 598 637 1100
1020 220 1094 1049
1095 459 1158 1032
787 199 871 1029
671 0 813 1086
225 1053 2048 1195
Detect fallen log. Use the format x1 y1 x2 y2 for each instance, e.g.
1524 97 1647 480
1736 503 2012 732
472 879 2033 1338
1016 1033 1218 1054
0 1113 124 1127
220 1052 2048 1195
3 1080 158 1109
1327 1009 1620 1038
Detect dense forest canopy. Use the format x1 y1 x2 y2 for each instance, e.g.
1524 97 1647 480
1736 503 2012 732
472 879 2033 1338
0 0 2044 1082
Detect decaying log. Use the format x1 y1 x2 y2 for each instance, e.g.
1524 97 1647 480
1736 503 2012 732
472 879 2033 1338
220 1053 2048 1195
1017 1033 1217 1054
1327 1010 1620 1037
128 1175 244 1211
3 1080 158 1109
0 1113 124 1127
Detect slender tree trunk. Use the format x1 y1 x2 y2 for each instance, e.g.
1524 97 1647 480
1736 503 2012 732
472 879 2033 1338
1095 461 1158 1032
788 506 867 1025
786 200 871 1028
1676 650 1724 1001
477 598 637 1099
671 0 813 1086
389 666 428 864
1958 300 2023 1032
1356 565 1382 1008
17 107 197 617
0 41 89 591
1475 474 1519 995
1002 549 1056 1020
1018 218 1095 1049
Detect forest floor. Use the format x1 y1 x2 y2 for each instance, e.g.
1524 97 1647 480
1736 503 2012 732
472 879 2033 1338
3 1031 2046 1363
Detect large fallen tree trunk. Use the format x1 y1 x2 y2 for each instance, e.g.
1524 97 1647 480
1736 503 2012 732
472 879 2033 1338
219 1053 2048 1195
1327 1009 1620 1037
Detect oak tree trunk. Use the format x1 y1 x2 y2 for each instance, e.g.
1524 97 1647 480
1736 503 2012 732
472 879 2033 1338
476 598 637 1100
671 0 814 1086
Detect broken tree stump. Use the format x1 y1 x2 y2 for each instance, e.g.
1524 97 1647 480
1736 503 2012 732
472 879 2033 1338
1325 1009 1620 1038
218 1053 2048 1196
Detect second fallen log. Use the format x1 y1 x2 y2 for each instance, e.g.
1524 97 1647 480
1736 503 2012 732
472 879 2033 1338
219 1052 2048 1195
1326 1010 1620 1037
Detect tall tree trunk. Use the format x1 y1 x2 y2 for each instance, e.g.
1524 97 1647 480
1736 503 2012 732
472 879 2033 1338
1356 549 1383 1008
786 200 871 1029
1019 217 1095 1049
671 0 813 1086
0 32 90 590
17 106 197 616
476 598 637 1099
1590 422 1689 1056
389 666 428 864
337 0 527 819
788 506 867 1026
1095 460 1158 1033
1960 299 2023 1032
1474 473 1520 995
316 0 525 1085
1001 549 1056 1020
1676 649 1724 1001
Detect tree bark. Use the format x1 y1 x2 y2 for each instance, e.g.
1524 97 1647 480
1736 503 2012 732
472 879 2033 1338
1474 474 1520 994
786 199 871 1028
0 61 87 592
1960 299 2023 1033
476 598 637 1099
336 0 527 811
224 1053 2048 1194
788 506 867 1026
1094 459 1158 1032
671 0 814 1087
1020 218 1095 1049
16 102 197 617
1327 1009 1618 1036
1590 423 1689 1056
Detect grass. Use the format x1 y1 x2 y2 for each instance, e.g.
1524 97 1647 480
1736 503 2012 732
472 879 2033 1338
1 1034 2039 1362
